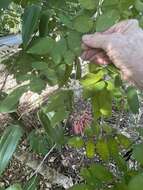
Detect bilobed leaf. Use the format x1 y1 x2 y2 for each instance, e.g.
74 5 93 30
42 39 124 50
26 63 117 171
27 37 55 55
0 125 23 175
132 143 143 165
127 86 139 114
96 139 110 161
68 137 84 148
22 5 41 47
128 173 143 190
78 0 97 10
0 85 28 113
6 184 22 190
73 14 94 33
96 10 120 32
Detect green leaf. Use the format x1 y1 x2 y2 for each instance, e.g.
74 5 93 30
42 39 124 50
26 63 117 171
78 0 97 10
32 62 49 70
0 125 23 175
114 74 122 88
27 37 55 55
23 176 39 190
58 13 73 28
117 134 131 149
38 110 53 137
30 77 46 93
99 89 112 116
73 14 94 33
50 38 67 64
113 183 128 190
89 164 113 182
38 110 66 146
64 51 75 65
132 143 143 165
22 5 41 47
67 31 82 55
128 173 143 190
81 71 104 88
135 0 143 12
107 137 119 158
6 184 22 190
76 61 82 79
91 95 101 118
50 109 70 127
96 139 110 161
69 184 90 190
68 137 84 148
86 140 95 158
0 0 12 9
96 10 120 32
0 85 28 113
28 130 51 155
39 11 49 37
126 86 139 114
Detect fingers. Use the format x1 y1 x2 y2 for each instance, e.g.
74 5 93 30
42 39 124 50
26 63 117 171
81 48 111 65
82 33 111 50
81 49 104 60
103 19 139 34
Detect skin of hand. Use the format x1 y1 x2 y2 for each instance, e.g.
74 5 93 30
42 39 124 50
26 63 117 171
81 19 143 89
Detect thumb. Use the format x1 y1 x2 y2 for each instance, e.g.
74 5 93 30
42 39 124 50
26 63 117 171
82 33 111 50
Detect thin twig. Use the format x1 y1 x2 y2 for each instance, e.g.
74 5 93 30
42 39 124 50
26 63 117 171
30 144 57 179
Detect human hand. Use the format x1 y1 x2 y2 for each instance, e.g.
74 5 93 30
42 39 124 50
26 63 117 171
81 19 143 89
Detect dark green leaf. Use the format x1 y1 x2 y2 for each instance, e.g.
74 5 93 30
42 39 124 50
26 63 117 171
73 14 94 33
0 125 23 175
128 173 143 190
96 10 120 32
78 0 97 10
127 86 139 114
27 37 55 55
22 5 41 47
133 143 143 165
0 0 12 9
0 85 28 113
